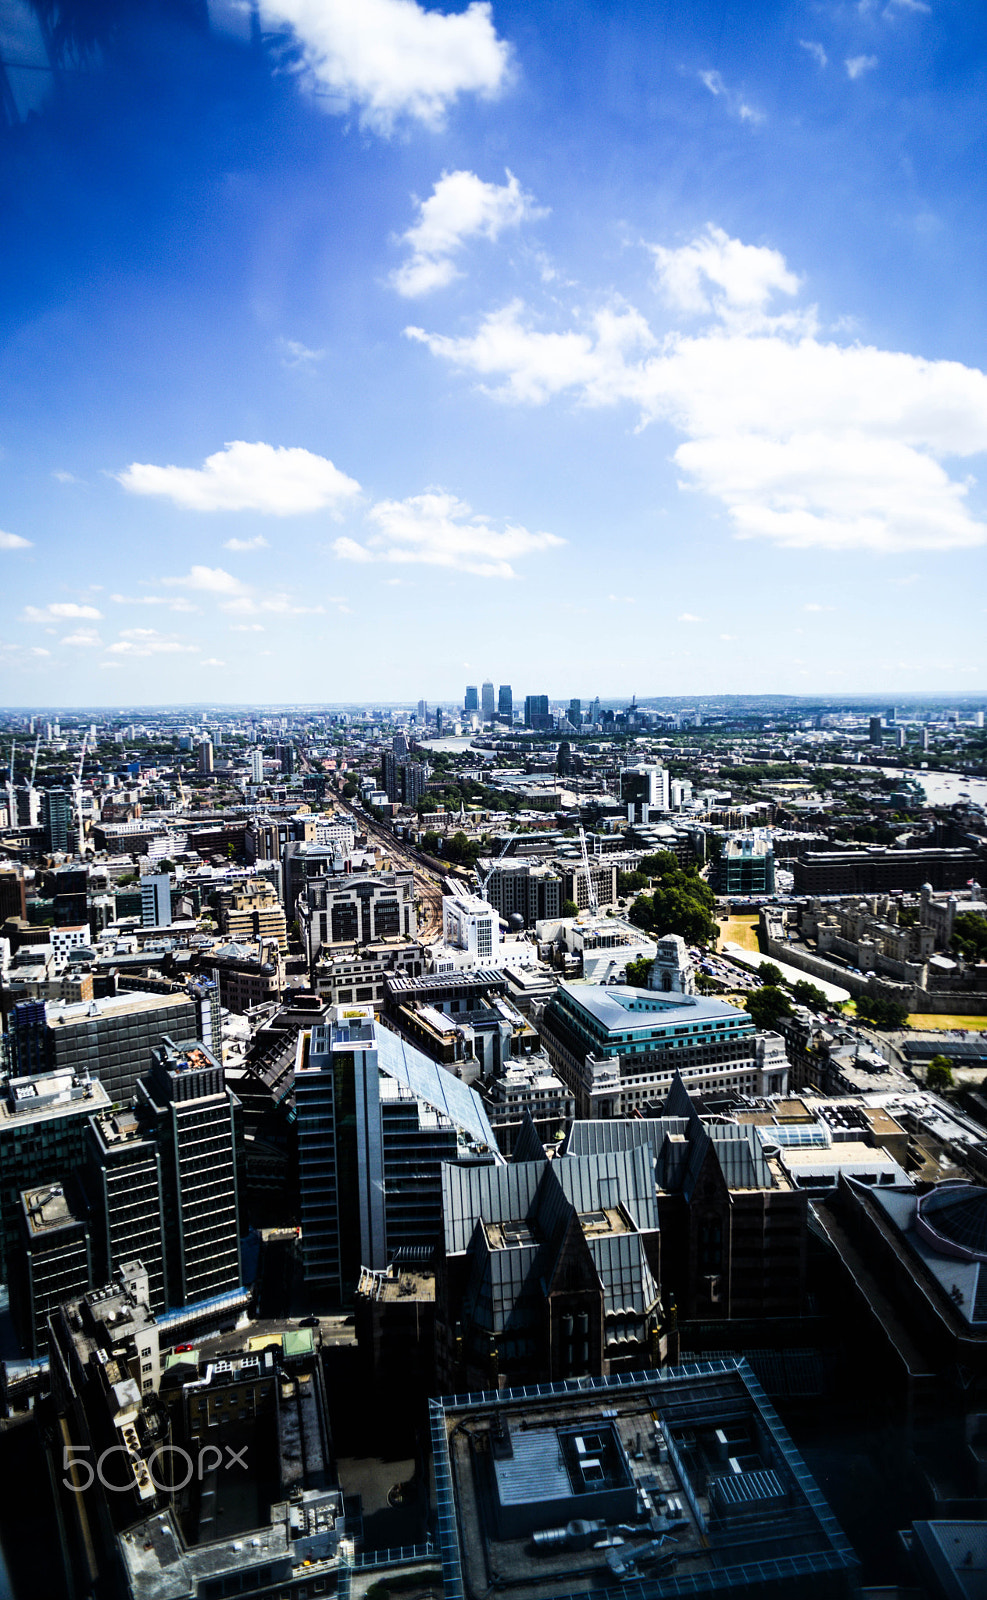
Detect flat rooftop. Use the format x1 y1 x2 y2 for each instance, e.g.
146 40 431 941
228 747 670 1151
557 983 754 1037
431 1361 858 1600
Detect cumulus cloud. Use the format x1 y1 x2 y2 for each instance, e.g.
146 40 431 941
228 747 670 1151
224 535 269 551
334 490 564 578
118 440 360 515
106 629 200 657
162 566 248 595
678 613 703 622
258 0 511 133
651 224 800 319
201 658 226 667
799 39 827 67
392 169 543 297
24 601 102 620
61 630 103 647
846 54 878 78
407 226 987 554
0 530 32 550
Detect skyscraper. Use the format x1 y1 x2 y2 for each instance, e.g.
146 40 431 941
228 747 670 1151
568 698 582 727
498 685 513 724
41 788 73 853
481 681 495 722
137 1039 241 1309
524 694 551 731
295 1007 501 1302
465 685 479 715
198 737 214 775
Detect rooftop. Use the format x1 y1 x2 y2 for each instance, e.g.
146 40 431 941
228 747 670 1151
431 1361 858 1600
555 983 754 1038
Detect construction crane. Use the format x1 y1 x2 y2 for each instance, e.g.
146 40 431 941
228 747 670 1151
5 740 15 828
577 826 599 918
72 730 89 854
28 731 40 787
475 822 518 901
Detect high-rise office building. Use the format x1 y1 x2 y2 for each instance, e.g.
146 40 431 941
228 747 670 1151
481 681 495 722
523 694 551 731
198 737 214 775
568 698 581 727
498 685 513 724
140 872 172 928
464 685 479 715
42 788 73 853
0 1069 111 1283
86 1103 168 1312
869 717 883 746
137 1039 241 1309
295 1007 501 1302
32 990 200 1105
417 698 428 723
18 1177 93 1357
249 747 264 784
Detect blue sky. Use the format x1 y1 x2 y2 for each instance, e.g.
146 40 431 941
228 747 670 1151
0 0 985 705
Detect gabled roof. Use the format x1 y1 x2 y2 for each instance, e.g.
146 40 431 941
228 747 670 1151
511 1109 546 1166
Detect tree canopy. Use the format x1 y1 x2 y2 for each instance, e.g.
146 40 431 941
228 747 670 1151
626 854 717 946
745 985 793 1030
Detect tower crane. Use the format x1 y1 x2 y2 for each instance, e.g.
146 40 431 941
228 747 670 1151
72 730 89 855
475 822 518 901
29 731 40 788
5 740 15 828
577 825 599 918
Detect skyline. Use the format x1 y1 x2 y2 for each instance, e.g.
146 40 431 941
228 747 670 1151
1 0 986 702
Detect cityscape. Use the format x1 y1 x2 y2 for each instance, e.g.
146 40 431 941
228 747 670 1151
2 1 987 1599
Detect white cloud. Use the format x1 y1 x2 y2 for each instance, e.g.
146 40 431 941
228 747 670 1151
52 470 78 484
106 629 200 658
162 566 248 594
392 169 543 297
118 440 361 515
886 0 929 13
0 530 32 550
334 490 564 578
279 339 326 368
678 612 703 622
201 658 226 666
409 226 987 554
698 68 764 124
257 0 511 133
61 629 103 647
651 224 800 318
30 647 50 657
224 535 269 551
220 592 326 616
846 54 878 78
799 39 827 68
24 601 102 620
110 592 197 612
229 623 266 632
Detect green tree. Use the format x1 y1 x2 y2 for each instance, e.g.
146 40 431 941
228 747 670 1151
617 871 649 895
624 955 653 987
758 961 785 987
561 899 580 918
925 1055 954 1092
745 985 793 1029
792 980 830 1011
953 912 987 963
856 994 909 1031
420 831 441 856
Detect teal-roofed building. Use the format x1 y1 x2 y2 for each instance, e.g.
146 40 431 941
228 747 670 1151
539 983 787 1119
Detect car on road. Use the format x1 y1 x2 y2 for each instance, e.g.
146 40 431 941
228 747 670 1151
298 1315 321 1328
174 1343 194 1353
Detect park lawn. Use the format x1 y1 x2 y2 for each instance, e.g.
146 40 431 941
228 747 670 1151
717 915 760 954
907 1013 987 1031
